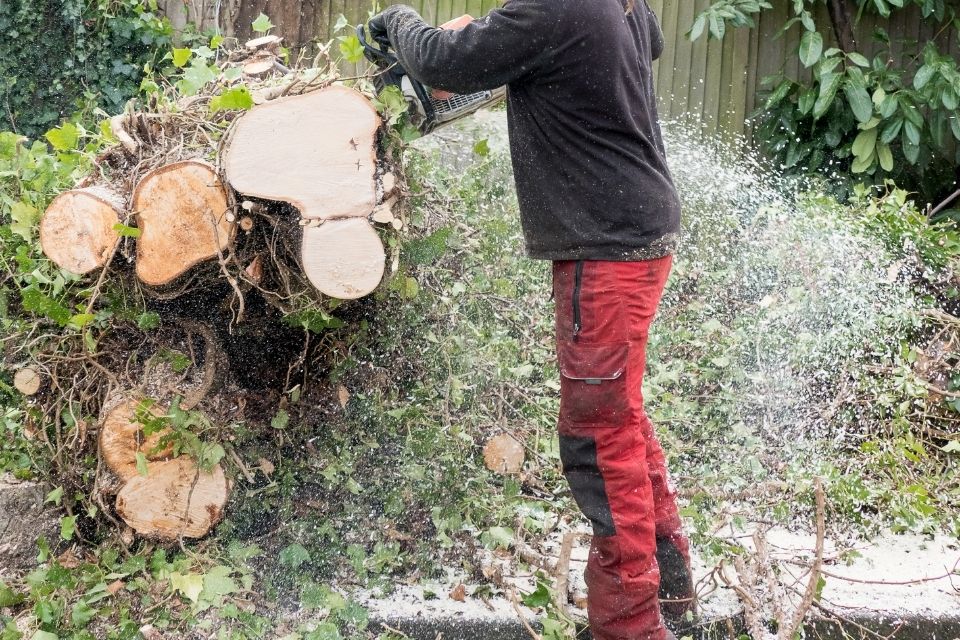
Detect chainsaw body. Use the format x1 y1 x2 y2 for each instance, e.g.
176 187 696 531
357 23 505 134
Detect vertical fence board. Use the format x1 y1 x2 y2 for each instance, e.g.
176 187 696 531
162 0 954 140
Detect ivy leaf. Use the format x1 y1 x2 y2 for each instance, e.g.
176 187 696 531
251 13 274 33
521 581 551 608
201 565 237 599
71 599 96 627
113 222 141 238
210 87 254 112
60 515 77 541
172 48 192 68
271 409 289 429
177 61 217 96
799 30 823 68
473 138 490 156
9 201 39 242
333 14 350 33
942 440 960 453
30 632 58 640
279 543 311 569
68 313 96 329
0 582 24 607
339 34 365 63
45 122 79 151
170 572 204 603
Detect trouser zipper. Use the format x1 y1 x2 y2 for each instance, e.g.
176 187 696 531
573 260 584 340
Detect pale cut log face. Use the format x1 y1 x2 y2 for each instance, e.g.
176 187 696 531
99 398 174 482
301 219 386 299
115 457 228 541
224 86 381 220
39 189 121 275
133 161 233 287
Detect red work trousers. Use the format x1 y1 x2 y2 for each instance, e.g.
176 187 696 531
552 256 688 640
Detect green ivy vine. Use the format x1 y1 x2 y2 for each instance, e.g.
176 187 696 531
0 0 172 139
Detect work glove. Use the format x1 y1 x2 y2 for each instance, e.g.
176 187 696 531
367 7 399 49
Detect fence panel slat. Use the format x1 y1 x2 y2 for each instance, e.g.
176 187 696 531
163 0 953 138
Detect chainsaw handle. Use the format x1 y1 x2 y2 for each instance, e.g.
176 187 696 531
356 24 397 67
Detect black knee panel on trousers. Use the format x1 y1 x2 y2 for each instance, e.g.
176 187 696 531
559 435 616 537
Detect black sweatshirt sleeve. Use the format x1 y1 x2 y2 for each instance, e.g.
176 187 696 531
381 2 560 94
642 1 664 61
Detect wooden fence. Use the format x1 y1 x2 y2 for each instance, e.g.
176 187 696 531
160 0 954 137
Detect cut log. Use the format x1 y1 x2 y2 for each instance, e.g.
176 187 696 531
243 55 278 77
39 186 123 275
245 34 282 52
99 397 174 482
483 434 525 475
115 457 228 540
224 86 380 220
13 367 41 396
301 218 385 299
132 160 233 287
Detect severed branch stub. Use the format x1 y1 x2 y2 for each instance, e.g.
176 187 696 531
115 456 228 541
39 186 124 276
132 160 234 287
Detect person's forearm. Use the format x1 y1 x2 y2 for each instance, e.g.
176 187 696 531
382 3 557 94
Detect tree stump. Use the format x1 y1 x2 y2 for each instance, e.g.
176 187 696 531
115 457 228 540
224 86 380 221
301 219 386 299
39 186 123 275
132 160 233 287
99 397 174 482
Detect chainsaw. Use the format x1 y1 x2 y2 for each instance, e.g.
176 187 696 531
356 16 505 134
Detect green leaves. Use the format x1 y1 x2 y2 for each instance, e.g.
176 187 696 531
60 515 77 541
171 47 192 68
113 222 141 238
45 123 79 152
279 543 311 569
10 201 40 242
843 72 874 123
799 31 823 68
209 87 254 112
813 72 843 119
251 12 274 33
688 0 772 41
338 34 365 63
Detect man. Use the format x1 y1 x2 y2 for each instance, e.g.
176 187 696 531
368 1 694 638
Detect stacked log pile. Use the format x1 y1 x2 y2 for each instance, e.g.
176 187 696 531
27 35 408 541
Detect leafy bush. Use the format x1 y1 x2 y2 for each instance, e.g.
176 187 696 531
0 0 171 138
692 0 960 208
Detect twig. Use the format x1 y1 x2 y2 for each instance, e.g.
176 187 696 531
508 589 542 640
779 477 826 640
553 532 575 615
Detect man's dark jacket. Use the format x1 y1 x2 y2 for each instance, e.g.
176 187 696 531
378 0 681 261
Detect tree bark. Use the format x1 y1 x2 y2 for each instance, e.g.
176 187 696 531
826 0 857 52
